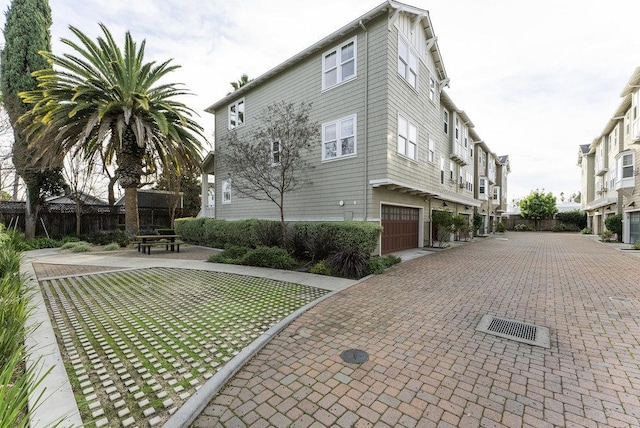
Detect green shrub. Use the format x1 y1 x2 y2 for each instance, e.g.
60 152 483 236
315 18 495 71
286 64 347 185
254 220 284 247
83 230 129 247
103 242 122 251
310 260 333 276
605 214 622 241
600 230 614 242
0 248 22 278
155 228 175 235
551 223 580 233
222 245 251 259
241 247 296 270
292 222 381 259
368 254 402 274
514 223 533 231
327 248 370 279
581 227 592 234
473 213 483 234
70 243 92 252
632 241 640 250
176 218 382 258
495 222 506 233
556 210 587 229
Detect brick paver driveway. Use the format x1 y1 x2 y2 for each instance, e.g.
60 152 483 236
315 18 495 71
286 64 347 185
194 233 640 427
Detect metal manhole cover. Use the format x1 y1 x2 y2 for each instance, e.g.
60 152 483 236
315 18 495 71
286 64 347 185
476 315 550 348
340 349 369 364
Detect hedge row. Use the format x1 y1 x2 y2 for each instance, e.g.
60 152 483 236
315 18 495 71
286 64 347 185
174 218 381 256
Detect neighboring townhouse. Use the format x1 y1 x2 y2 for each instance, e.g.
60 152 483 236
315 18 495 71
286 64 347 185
201 1 509 253
473 143 509 234
579 67 640 243
495 156 510 216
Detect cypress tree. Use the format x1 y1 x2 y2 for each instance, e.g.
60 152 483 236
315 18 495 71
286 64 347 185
1 0 65 238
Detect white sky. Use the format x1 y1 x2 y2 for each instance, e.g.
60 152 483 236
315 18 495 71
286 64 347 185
2 0 640 203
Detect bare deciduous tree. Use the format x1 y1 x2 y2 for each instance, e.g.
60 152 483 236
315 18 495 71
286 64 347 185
222 101 318 245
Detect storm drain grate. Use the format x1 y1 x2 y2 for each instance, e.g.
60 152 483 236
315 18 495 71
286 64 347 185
476 315 550 348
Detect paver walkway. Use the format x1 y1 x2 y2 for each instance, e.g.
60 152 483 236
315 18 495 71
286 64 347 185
194 233 640 427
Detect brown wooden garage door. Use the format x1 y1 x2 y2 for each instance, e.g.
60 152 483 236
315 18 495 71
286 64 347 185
381 205 419 253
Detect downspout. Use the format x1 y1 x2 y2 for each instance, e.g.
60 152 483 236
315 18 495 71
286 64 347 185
360 19 369 221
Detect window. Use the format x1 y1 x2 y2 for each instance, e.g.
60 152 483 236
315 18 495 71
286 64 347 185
429 75 436 101
454 116 460 141
397 114 417 160
271 140 281 166
479 178 486 195
428 137 435 163
443 110 449 134
222 179 231 204
322 115 356 160
493 186 500 201
397 37 417 88
228 99 245 129
449 161 454 180
463 127 468 148
622 153 634 178
440 157 445 184
323 39 356 90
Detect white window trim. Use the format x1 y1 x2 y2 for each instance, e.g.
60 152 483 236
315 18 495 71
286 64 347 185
221 179 231 205
428 137 435 163
322 38 357 91
322 114 357 161
428 74 436 102
443 110 449 134
397 35 418 89
271 140 281 166
228 98 245 130
397 113 418 161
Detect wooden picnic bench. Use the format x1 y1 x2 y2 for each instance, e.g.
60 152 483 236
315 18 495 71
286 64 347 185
134 234 184 254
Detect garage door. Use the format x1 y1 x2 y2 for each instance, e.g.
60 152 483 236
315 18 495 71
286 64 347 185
381 205 419 253
630 211 640 244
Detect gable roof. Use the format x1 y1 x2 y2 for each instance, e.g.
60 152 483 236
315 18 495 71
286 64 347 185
206 1 448 113
46 192 107 205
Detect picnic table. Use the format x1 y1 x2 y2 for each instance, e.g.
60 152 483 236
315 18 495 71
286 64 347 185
134 234 183 254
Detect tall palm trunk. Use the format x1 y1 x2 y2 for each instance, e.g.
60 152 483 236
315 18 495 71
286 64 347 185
117 127 143 236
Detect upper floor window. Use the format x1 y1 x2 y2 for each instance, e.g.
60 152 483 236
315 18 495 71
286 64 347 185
397 114 417 160
228 99 245 129
428 137 435 163
440 157 445 184
621 152 634 178
397 37 417 88
323 39 356 90
449 161 454 180
222 179 231 204
479 177 487 195
428 75 436 101
271 140 281 166
454 117 460 141
443 110 449 134
493 186 500 201
322 115 356 160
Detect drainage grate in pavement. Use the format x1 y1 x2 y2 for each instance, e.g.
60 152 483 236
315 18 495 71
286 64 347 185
476 315 550 348
340 349 369 364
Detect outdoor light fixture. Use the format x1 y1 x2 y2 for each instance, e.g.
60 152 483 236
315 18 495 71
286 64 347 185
443 202 448 207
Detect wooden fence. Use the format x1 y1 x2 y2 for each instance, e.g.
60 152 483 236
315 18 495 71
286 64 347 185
0 201 197 237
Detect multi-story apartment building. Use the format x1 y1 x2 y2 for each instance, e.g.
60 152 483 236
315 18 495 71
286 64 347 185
200 1 509 253
579 67 640 243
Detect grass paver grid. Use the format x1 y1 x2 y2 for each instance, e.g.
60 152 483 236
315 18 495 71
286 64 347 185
40 267 329 427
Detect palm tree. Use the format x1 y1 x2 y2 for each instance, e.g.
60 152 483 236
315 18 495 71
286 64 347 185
227 74 251 95
20 23 205 235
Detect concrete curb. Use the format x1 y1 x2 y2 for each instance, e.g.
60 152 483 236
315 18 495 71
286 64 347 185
22 254 83 428
163 278 363 428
